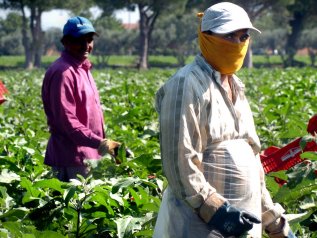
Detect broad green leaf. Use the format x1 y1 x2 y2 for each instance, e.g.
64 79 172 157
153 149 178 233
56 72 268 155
0 169 20 183
137 186 150 204
0 229 9 237
115 213 154 238
128 187 142 206
87 179 106 189
20 177 42 203
22 146 35 155
141 203 160 213
115 216 134 238
285 211 312 224
63 206 77 220
2 221 23 237
34 178 65 192
25 128 35 138
267 171 288 180
64 186 77 207
300 151 317 161
0 207 29 220
299 201 316 210
36 231 66 238
69 178 82 186
112 177 139 193
274 179 317 204
0 186 15 209
90 191 115 215
133 229 154 237
110 193 125 206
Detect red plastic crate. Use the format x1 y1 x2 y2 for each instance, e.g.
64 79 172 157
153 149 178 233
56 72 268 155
0 80 8 105
260 138 317 174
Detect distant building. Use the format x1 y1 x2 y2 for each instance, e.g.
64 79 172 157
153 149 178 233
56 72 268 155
297 48 310 56
122 23 139 30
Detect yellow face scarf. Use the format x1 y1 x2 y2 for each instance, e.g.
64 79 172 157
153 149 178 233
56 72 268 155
198 29 249 75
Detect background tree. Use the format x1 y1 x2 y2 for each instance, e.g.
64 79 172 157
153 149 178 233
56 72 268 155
43 27 63 56
93 15 138 67
298 28 317 67
0 0 94 69
252 7 289 66
151 12 198 66
0 12 24 55
1 0 317 69
95 0 188 70
283 0 317 67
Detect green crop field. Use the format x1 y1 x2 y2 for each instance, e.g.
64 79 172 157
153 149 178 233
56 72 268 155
0 54 312 69
0 64 317 237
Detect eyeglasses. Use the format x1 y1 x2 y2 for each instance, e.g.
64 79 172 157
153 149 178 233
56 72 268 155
204 30 250 43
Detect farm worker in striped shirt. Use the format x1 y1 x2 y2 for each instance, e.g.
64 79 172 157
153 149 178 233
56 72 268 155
154 2 296 238
42 16 120 182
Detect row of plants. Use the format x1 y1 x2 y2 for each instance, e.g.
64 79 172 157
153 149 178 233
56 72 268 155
0 54 314 70
0 67 316 237
243 68 317 237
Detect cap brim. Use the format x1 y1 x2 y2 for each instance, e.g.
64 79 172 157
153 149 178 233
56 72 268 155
73 29 99 38
210 23 261 34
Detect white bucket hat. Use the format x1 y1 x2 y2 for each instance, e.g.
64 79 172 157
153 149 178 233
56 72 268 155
201 2 261 34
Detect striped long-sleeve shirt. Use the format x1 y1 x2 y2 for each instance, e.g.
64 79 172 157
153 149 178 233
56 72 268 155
154 54 285 237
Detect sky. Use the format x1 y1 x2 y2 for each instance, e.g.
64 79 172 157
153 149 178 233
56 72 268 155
0 7 140 31
115 8 139 25
41 9 71 30
41 7 140 30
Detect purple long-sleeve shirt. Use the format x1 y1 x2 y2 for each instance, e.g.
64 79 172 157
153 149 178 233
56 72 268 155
42 51 105 167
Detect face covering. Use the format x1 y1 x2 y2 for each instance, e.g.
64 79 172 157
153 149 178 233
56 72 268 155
198 29 249 75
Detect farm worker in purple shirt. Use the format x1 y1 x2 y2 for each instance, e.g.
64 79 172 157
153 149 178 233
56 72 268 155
42 16 119 182
154 2 296 238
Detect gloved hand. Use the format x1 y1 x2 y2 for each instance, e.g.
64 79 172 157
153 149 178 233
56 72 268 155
208 202 261 237
307 114 317 135
98 139 121 157
266 216 296 238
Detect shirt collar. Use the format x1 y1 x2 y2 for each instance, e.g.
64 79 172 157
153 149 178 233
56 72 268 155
195 54 221 83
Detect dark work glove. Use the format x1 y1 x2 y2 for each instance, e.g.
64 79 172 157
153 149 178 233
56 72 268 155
208 202 261 237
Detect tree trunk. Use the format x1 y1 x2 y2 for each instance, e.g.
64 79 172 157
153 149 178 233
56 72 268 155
22 27 34 69
33 9 43 68
30 5 43 68
138 12 149 69
20 1 34 69
137 4 159 70
284 11 304 67
308 48 316 67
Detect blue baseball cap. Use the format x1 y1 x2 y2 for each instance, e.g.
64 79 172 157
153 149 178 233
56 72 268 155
63 16 98 38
